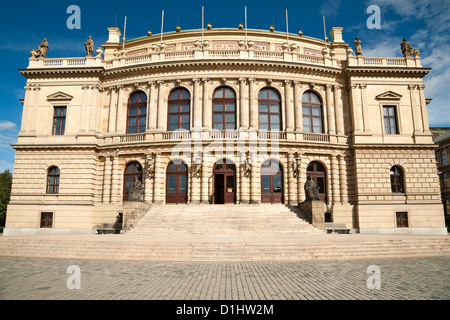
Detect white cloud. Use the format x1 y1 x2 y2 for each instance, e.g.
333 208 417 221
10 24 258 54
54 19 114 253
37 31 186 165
0 121 16 131
320 0 342 16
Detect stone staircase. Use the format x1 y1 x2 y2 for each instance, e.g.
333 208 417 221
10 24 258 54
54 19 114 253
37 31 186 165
125 204 325 236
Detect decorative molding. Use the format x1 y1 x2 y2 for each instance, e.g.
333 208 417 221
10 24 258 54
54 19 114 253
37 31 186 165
375 91 403 101
46 91 74 102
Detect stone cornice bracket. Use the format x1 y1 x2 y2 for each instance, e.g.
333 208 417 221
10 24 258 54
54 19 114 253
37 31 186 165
266 79 273 85
309 83 315 90
175 79 182 86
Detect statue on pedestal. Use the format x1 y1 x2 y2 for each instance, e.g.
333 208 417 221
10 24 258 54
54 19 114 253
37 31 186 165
127 177 144 201
401 38 413 58
305 176 320 201
354 37 362 56
30 38 49 59
85 36 94 57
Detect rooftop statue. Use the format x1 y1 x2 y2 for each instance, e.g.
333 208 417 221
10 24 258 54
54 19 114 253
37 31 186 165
354 37 362 56
30 38 49 59
85 36 94 57
401 38 413 58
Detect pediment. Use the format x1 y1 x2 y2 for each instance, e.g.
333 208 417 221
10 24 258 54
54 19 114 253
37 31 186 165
375 91 403 101
47 92 74 101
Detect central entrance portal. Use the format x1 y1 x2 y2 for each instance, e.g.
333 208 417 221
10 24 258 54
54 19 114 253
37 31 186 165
213 159 236 204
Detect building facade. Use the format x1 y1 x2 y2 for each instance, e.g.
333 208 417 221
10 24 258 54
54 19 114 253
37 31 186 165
432 128 450 219
4 25 447 235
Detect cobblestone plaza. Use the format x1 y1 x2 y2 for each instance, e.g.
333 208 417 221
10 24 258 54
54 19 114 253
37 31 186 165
1 256 449 300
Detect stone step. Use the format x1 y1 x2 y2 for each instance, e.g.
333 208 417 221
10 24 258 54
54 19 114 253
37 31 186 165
1 236 449 262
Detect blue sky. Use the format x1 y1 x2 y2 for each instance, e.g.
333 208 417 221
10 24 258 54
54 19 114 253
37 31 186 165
0 0 449 172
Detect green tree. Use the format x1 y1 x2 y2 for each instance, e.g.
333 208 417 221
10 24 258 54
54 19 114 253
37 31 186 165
0 169 12 231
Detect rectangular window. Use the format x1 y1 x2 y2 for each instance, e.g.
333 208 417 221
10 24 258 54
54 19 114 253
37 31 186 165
40 212 54 228
396 212 408 228
53 107 67 135
383 106 398 135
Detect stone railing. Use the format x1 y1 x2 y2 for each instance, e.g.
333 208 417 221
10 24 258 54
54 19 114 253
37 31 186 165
27 48 343 69
347 55 421 68
95 130 341 146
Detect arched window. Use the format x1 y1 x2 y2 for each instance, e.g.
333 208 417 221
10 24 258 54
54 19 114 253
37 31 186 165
127 91 147 134
123 162 143 201
166 161 188 204
307 161 327 203
302 91 323 133
47 166 60 194
213 87 236 130
258 88 281 131
168 88 190 131
390 166 404 193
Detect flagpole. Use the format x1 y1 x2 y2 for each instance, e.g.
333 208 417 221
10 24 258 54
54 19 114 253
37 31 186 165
323 16 327 48
245 6 248 49
123 16 127 49
202 6 204 49
161 10 165 45
286 9 289 45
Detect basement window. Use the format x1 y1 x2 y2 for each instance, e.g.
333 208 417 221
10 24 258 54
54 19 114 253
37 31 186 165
40 212 54 228
396 212 409 228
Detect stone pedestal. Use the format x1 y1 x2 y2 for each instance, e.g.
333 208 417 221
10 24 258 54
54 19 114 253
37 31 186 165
299 201 325 230
123 201 152 231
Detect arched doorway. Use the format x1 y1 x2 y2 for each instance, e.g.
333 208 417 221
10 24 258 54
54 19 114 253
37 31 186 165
261 160 284 204
123 162 143 201
213 159 236 204
166 161 188 204
306 161 327 203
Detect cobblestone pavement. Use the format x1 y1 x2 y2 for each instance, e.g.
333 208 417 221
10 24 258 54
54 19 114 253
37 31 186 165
0 256 449 301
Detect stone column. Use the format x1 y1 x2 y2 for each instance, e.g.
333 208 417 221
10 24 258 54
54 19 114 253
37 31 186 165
294 81 303 132
418 85 431 133
408 85 422 133
285 80 295 131
287 152 298 205
28 85 41 134
239 78 249 129
250 153 259 204
157 81 166 130
190 154 201 204
108 87 118 133
331 153 340 204
297 153 306 203
148 81 157 130
89 85 100 132
349 84 362 134
339 153 348 204
201 156 210 204
202 78 210 129
326 85 336 135
193 78 202 129
144 155 153 203
20 85 33 134
249 78 258 129
110 155 122 203
333 85 344 135
102 155 112 203
79 85 90 132
360 84 370 133
115 85 126 133
153 153 165 203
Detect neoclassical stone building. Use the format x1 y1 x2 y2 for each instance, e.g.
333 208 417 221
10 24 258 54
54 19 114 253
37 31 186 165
4 25 447 235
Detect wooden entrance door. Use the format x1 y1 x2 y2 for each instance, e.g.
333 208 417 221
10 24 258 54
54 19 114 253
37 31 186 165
306 161 327 203
213 160 236 204
261 160 283 204
123 162 143 201
166 161 188 204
